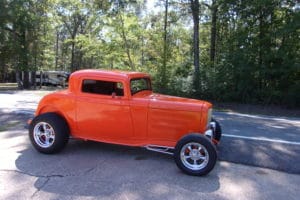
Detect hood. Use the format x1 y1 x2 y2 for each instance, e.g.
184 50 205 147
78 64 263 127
149 93 211 112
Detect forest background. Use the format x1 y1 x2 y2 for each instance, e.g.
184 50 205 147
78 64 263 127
0 0 299 107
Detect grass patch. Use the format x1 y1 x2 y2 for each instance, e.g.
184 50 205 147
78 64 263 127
0 83 18 90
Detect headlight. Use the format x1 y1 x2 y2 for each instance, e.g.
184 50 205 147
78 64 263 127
207 108 212 127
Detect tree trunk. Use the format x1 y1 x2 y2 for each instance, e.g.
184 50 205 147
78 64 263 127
55 30 59 70
16 71 22 89
210 0 217 67
20 28 30 89
161 0 169 91
31 71 36 90
119 13 136 71
258 9 264 92
190 0 200 94
0 58 4 82
71 41 76 72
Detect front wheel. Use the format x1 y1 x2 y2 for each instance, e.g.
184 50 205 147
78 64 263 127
29 112 69 154
174 134 217 176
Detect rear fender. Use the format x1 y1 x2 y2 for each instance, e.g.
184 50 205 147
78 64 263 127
37 105 63 117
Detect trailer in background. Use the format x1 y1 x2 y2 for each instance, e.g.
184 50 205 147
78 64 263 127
36 71 70 87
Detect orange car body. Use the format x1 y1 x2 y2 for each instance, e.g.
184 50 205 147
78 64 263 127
34 70 213 148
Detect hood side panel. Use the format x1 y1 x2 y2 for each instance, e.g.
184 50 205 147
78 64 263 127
149 93 209 112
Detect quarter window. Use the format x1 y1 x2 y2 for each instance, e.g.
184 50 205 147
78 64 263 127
82 79 124 96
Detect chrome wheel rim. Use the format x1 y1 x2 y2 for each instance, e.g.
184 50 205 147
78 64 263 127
180 142 209 170
33 122 55 148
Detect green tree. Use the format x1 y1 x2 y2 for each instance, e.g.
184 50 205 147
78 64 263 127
0 0 53 88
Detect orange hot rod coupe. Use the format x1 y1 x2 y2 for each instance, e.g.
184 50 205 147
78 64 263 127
29 69 222 176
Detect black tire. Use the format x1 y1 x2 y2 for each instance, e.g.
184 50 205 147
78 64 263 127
174 134 217 176
211 118 222 142
29 112 69 154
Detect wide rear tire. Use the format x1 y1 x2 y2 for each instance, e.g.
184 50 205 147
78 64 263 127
29 112 69 154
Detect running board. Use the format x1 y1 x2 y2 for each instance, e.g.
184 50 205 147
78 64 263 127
145 145 174 155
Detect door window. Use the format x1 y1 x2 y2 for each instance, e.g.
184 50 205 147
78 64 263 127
82 79 124 96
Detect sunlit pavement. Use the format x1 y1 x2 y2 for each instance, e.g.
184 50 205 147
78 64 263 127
1 125 300 200
0 90 50 115
0 91 300 199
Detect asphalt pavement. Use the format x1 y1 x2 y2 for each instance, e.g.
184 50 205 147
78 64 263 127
0 91 300 199
214 112 300 174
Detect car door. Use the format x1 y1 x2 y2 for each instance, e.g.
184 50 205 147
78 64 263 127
76 78 133 141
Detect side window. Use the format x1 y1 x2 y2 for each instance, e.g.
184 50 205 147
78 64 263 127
82 79 124 96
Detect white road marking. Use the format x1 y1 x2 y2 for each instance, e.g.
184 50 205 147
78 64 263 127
215 111 300 123
223 134 300 146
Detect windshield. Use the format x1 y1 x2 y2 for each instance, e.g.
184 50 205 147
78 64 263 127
130 78 152 95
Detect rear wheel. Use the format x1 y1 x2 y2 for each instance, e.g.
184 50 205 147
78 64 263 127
174 134 217 176
29 112 69 154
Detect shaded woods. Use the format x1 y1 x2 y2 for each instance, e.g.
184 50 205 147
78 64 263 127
0 0 299 107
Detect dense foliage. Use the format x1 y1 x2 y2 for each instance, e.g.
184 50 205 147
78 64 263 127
0 0 299 107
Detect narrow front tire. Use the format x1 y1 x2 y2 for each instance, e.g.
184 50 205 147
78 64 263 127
174 134 217 176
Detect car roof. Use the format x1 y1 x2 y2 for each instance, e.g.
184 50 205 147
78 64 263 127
71 69 150 80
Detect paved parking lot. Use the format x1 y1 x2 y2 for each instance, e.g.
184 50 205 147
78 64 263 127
1 91 300 199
